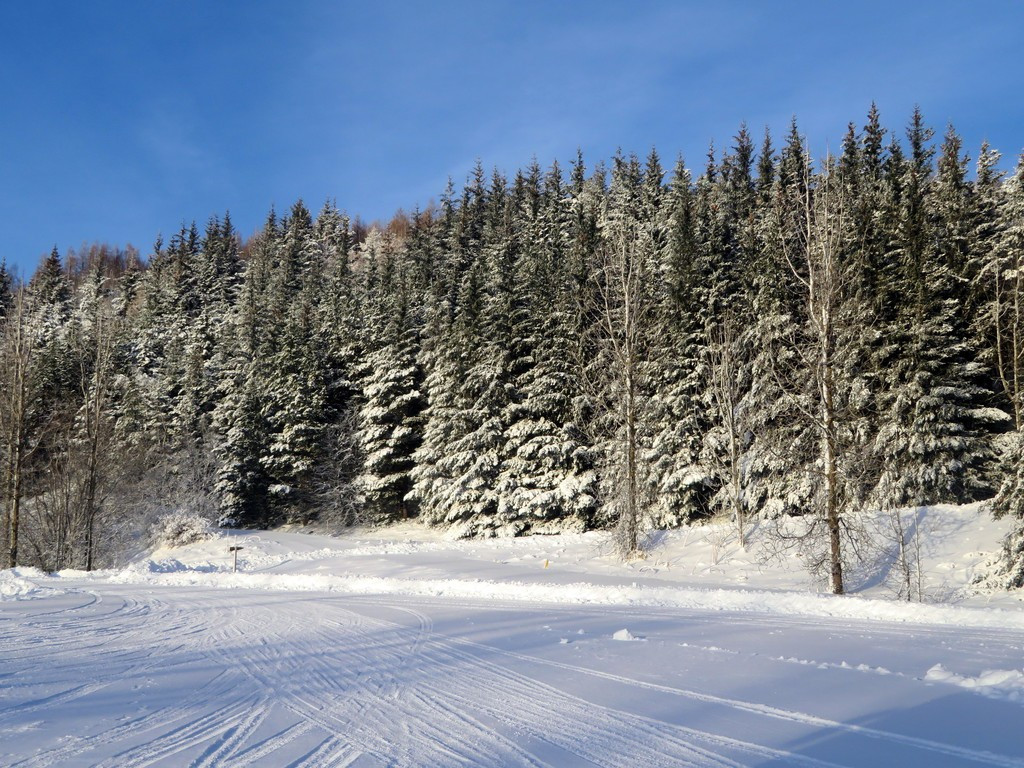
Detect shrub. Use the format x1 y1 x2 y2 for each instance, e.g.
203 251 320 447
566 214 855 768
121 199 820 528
152 511 213 549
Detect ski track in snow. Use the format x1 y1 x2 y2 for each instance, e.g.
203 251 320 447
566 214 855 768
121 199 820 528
3 513 1024 767
2 579 1023 767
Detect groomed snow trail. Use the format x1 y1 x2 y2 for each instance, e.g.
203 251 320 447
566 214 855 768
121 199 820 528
3 577 1023 767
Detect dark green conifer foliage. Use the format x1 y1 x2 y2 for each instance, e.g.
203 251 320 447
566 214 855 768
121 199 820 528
28 247 75 416
991 154 1024 586
874 111 1001 508
741 123 816 519
355 233 424 523
16 111 1024 585
648 157 714 525
0 260 13 322
498 162 597 533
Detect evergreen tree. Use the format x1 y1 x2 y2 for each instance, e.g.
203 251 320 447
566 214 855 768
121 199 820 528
11 117 1024 581
355 233 424 523
873 112 1002 508
647 157 714 526
213 216 279 527
497 162 597 533
216 367 271 526
741 123 816 520
259 202 331 522
0 260 13 322
991 154 1024 586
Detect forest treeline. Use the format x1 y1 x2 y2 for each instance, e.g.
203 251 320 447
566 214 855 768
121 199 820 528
2 106 1024 593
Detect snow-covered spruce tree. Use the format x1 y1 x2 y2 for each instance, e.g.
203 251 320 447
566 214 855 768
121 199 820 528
413 258 505 534
174 214 241 445
410 168 500 533
259 201 332 523
309 201 365 526
694 128 766 531
354 231 424 524
318 201 361 411
993 422 1024 589
740 124 818 522
564 150 606 459
972 145 1014 425
215 367 271 527
646 154 715 527
131 225 202 452
991 153 1024 587
833 107 889 508
27 246 76 415
0 261 12 323
408 294 466 527
872 112 1002 510
497 162 597 534
214 212 279 527
436 183 515 536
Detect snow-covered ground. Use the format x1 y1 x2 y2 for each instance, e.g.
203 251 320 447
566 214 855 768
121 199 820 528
2 504 1023 766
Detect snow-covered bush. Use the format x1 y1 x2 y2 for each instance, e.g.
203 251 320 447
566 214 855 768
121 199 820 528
152 511 213 549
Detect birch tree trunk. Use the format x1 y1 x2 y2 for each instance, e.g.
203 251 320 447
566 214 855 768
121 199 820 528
777 156 852 595
591 213 657 558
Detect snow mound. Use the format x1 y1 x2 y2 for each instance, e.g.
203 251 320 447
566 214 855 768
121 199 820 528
1 569 58 600
612 628 643 641
925 664 1024 703
84 567 1024 630
124 558 224 575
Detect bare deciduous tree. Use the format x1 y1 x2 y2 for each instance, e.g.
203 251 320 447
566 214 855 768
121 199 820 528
772 154 863 595
1 288 37 568
989 176 1024 428
25 275 121 570
586 209 659 558
704 312 749 548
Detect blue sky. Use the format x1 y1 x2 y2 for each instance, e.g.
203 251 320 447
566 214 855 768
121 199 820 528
2 1 1023 275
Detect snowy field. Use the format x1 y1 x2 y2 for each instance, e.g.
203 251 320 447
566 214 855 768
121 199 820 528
2 504 1023 767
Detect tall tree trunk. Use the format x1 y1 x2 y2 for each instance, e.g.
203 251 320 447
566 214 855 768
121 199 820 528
5 293 32 569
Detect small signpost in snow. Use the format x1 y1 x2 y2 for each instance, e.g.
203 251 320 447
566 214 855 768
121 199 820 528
229 546 243 573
